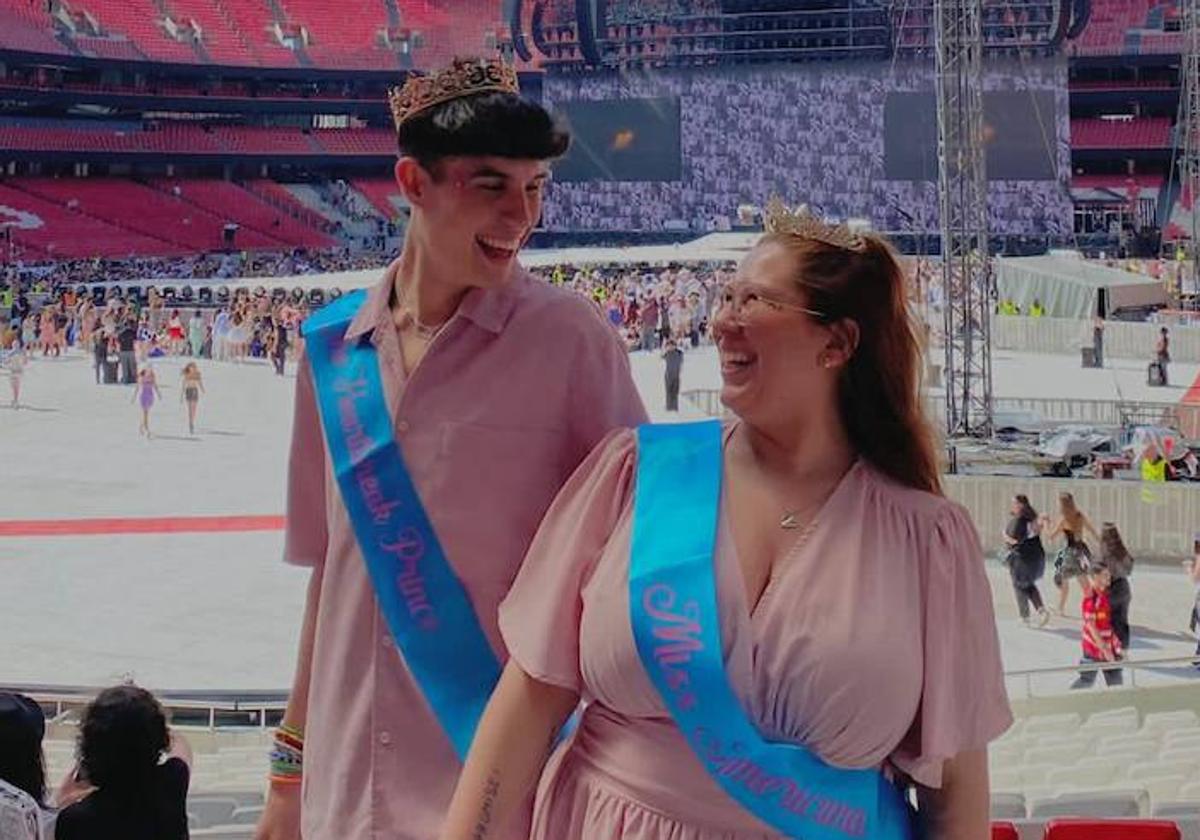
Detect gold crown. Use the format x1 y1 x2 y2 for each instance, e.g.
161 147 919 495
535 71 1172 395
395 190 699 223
763 197 867 253
389 56 520 131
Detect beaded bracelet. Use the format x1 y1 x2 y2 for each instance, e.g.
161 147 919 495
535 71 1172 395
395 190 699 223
269 724 305 784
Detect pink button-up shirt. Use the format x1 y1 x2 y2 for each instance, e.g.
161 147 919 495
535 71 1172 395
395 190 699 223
283 260 647 840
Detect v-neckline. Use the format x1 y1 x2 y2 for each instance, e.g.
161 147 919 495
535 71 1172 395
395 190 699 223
720 421 861 623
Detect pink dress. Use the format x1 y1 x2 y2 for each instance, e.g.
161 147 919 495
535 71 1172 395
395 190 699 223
499 425 1012 840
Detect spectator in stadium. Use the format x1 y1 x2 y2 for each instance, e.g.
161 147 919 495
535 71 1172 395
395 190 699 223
179 362 205 436
259 56 646 840
130 366 161 438
54 685 192 840
90 328 109 386
1070 561 1124 689
212 307 231 362
1099 522 1134 657
0 691 54 840
439 206 1010 840
1155 326 1171 386
6 344 29 409
187 310 206 358
1004 494 1049 627
1046 492 1099 616
662 336 683 411
116 319 138 385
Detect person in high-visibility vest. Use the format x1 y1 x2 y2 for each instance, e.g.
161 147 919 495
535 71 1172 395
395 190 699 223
1140 441 1170 503
1030 299 1046 317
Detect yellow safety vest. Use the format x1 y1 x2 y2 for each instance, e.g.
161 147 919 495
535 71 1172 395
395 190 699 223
1141 457 1167 503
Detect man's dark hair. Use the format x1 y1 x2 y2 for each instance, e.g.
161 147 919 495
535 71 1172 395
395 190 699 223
397 91 570 174
78 685 169 797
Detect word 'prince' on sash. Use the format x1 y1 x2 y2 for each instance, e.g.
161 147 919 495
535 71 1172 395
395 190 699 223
303 290 501 760
628 421 916 840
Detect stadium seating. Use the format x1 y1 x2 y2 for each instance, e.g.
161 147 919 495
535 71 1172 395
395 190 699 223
164 0 259 66
1043 819 1183 839
276 0 392 69
77 0 199 63
1070 117 1173 150
0 180 188 258
0 2 71 54
245 179 337 233
147 179 337 248
1068 0 1182 57
0 177 338 257
0 0 503 68
989 707 1200 819
0 122 393 156
352 178 406 218
311 128 394 156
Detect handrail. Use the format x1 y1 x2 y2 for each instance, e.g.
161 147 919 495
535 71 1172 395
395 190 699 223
1004 654 1200 700
8 654 1199 726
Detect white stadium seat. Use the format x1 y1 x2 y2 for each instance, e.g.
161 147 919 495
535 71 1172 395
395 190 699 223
1023 714 1083 737
1045 762 1122 790
990 792 1027 819
1028 788 1149 819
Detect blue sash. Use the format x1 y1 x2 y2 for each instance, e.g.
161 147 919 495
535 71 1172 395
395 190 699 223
302 290 501 760
629 421 915 840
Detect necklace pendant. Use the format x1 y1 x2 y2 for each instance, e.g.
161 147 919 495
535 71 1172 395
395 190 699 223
780 511 800 530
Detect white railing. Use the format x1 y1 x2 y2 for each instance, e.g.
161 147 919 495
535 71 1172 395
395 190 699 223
8 653 1199 727
1004 655 1200 700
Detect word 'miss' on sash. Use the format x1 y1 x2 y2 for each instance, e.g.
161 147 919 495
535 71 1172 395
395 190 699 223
629 421 917 840
302 290 501 760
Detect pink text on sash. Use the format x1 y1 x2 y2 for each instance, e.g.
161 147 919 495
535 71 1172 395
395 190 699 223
334 369 438 631
642 583 866 838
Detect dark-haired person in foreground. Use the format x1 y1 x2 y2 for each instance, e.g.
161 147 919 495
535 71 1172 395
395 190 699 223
54 685 193 840
256 57 646 840
0 692 55 840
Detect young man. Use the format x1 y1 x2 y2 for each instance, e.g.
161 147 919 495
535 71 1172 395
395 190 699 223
255 58 647 840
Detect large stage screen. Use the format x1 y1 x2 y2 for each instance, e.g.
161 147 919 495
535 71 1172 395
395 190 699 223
884 90 1059 181
555 97 683 183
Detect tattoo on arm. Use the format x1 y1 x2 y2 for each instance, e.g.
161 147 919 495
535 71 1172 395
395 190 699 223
470 772 501 840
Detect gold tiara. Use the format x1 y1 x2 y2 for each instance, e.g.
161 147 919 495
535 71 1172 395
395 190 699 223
389 56 520 131
763 197 867 253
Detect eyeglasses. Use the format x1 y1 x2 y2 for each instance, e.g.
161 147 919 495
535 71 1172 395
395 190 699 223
716 282 826 322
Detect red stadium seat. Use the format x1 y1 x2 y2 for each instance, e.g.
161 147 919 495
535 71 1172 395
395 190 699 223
1043 819 1182 840
992 822 1019 840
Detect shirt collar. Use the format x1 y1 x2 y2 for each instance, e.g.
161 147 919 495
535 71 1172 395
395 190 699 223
343 258 526 343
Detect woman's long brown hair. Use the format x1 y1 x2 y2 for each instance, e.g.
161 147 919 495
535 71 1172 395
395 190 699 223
1059 492 1084 532
762 232 942 495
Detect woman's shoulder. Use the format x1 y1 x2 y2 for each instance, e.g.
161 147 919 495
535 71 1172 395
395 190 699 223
857 461 966 526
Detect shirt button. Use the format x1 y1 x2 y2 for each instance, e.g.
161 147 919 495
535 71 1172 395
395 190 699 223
381 635 392 649
397 420 410 434
379 731 392 746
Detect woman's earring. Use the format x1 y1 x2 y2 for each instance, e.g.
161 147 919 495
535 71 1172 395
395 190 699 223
818 352 832 369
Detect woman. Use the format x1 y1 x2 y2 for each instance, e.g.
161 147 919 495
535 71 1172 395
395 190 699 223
6 345 28 409
179 362 205 435
439 206 1011 840
1046 492 1100 615
1004 494 1048 627
0 691 55 840
1099 522 1134 657
130 367 161 438
187 310 206 358
165 310 185 356
54 685 192 840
